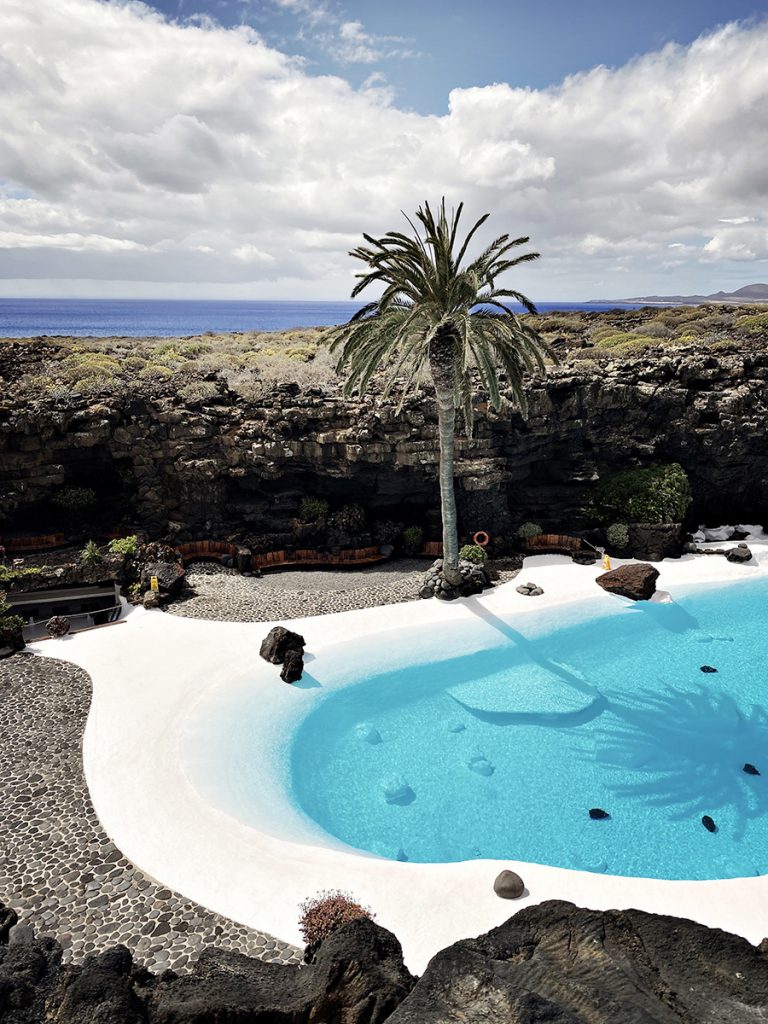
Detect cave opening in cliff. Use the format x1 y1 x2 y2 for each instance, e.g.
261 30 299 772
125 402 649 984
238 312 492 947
7 450 137 539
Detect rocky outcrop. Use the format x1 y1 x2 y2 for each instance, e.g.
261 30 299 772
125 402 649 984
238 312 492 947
388 900 768 1023
2 340 768 543
420 558 492 600
597 562 659 600
0 910 414 1024
4 900 768 1023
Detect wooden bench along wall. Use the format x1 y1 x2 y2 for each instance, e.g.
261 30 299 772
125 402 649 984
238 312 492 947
4 533 66 552
250 545 388 572
519 533 588 554
177 540 240 563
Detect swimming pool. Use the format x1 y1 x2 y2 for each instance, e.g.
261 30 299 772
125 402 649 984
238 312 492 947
185 577 768 881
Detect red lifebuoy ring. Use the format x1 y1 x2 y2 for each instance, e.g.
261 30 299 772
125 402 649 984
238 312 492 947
473 531 490 547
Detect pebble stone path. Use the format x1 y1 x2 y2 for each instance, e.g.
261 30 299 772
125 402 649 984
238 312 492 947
0 652 302 971
2 559 520 972
171 557 521 622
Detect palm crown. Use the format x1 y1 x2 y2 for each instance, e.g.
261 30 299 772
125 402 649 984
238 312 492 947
328 198 551 430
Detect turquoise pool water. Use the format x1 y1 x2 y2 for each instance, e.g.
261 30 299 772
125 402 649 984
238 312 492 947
291 578 768 878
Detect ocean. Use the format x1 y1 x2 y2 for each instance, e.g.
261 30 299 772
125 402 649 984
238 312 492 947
0 298 653 339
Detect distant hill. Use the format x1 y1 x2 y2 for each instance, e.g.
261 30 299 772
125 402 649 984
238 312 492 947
591 283 768 305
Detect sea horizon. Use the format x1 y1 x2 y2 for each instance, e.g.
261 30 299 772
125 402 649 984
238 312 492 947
0 297 659 339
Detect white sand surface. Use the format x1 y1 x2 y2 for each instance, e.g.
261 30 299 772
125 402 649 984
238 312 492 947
31 535 768 973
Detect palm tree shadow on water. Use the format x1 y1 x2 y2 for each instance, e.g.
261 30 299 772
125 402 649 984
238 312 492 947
585 684 768 841
465 600 768 840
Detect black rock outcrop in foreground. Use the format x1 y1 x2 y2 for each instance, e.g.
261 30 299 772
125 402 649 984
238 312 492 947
3 899 768 1023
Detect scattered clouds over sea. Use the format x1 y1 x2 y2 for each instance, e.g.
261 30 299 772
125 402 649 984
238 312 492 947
0 0 767 299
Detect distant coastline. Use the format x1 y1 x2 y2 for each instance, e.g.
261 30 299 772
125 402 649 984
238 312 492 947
0 298 652 339
589 282 768 306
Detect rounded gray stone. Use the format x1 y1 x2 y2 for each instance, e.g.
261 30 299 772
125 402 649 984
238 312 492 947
493 869 525 899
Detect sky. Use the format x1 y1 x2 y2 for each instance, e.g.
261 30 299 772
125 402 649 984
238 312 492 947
1 0 767 301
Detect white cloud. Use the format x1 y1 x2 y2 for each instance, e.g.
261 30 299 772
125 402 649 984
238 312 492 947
0 2 767 298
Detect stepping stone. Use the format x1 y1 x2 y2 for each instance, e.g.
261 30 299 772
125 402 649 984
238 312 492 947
743 763 760 776
589 808 610 820
700 665 718 673
702 815 717 833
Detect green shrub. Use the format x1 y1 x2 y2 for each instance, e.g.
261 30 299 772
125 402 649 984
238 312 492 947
108 535 138 557
329 503 366 531
0 565 42 588
139 362 174 381
605 523 629 548
52 486 96 513
298 890 374 948
0 592 24 650
80 540 102 567
179 380 219 404
737 312 768 336
459 543 487 564
402 525 424 556
516 521 542 538
299 496 330 523
590 463 691 525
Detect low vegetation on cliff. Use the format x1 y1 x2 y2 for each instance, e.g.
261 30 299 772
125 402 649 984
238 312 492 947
4 304 765 407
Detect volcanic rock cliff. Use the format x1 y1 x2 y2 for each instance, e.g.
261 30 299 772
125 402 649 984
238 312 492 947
1 340 767 541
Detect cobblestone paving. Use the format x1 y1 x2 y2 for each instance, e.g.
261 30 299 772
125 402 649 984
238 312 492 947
171 558 521 622
0 652 302 971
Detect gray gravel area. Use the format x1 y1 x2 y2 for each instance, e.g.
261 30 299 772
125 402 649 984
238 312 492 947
170 558 520 622
0 652 302 971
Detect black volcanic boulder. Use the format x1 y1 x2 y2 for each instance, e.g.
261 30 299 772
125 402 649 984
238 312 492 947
140 560 186 599
387 900 768 1024
50 946 146 1024
726 543 752 563
280 648 305 684
260 625 305 665
148 918 415 1024
596 562 659 601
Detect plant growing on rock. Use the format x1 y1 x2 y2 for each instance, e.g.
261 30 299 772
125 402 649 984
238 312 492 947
459 543 487 563
0 592 24 654
299 496 330 523
329 503 366 531
298 890 374 948
108 535 138 557
401 525 424 556
52 486 96 515
328 199 551 589
516 521 542 538
606 523 629 549
80 540 102 567
590 463 691 525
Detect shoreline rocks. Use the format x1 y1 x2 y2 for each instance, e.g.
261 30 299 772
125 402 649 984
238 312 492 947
596 562 659 601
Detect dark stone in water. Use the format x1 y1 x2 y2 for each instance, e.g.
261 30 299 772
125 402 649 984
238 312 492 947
700 665 718 673
589 808 610 820
702 815 717 833
744 763 761 776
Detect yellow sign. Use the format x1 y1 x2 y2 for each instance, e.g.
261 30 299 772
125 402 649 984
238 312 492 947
601 554 611 571
150 576 159 592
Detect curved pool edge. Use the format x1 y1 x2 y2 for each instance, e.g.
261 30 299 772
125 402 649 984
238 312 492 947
30 542 768 973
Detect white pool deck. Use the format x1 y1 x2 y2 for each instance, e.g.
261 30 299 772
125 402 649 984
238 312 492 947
30 535 768 973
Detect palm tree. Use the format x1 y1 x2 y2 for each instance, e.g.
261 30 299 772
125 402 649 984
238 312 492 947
328 199 552 589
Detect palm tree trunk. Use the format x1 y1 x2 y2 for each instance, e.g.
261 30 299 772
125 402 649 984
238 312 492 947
429 333 461 587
